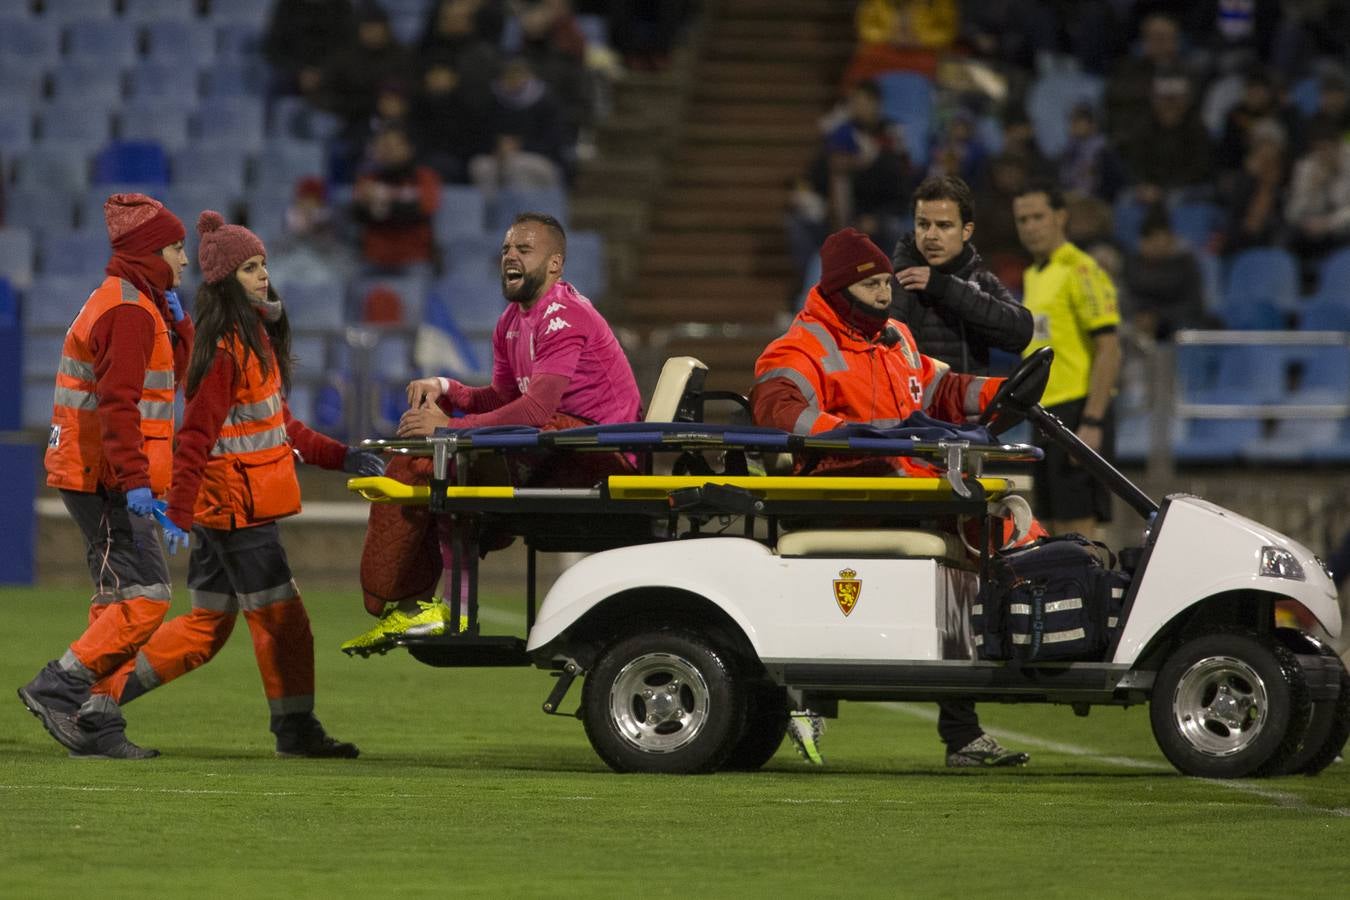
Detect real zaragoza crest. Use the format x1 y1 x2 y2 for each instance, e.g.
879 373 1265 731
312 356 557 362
833 568 861 616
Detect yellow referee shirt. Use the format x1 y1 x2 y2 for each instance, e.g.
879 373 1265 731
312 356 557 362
1021 241 1119 408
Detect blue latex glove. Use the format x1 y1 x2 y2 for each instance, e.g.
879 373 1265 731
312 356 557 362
343 447 387 477
151 502 191 556
164 290 185 323
126 487 156 518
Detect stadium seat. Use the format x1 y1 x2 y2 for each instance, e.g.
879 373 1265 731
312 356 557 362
1271 344 1350 404
37 230 109 278
1316 247 1350 299
22 333 66 378
143 19 218 65
372 333 414 381
875 70 935 167
442 231 502 287
172 144 250 195
1170 200 1221 253
1176 344 1281 405
1112 194 1146 252
290 333 329 381
36 104 113 151
1026 69 1103 158
1195 250 1223 319
1220 247 1298 328
1290 75 1321 118
205 0 272 24
254 138 327 192
1173 417 1264 463
22 382 54 429
63 19 138 66
1243 418 1344 464
48 60 124 106
24 274 90 329
1306 419 1350 463
201 62 267 98
277 279 345 330
0 16 61 64
10 145 90 192
241 191 290 244
126 62 199 103
269 96 344 142
118 103 191 153
428 269 503 334
0 229 36 291
1298 296 1350 331
435 185 488 242
35 0 114 23
565 229 606 301
215 23 263 61
486 185 569 232
0 103 33 157
3 189 78 237
0 59 46 104
122 0 198 23
193 97 265 151
93 141 170 186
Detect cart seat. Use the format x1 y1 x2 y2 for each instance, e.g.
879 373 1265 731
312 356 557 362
776 528 966 564
645 356 709 423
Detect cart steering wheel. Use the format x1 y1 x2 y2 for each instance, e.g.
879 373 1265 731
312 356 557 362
979 347 1054 435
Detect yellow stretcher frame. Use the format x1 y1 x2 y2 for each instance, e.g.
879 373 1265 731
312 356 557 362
347 475 1015 505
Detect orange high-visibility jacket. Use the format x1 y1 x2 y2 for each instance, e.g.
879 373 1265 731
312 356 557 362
191 334 301 530
45 277 176 494
752 286 1002 475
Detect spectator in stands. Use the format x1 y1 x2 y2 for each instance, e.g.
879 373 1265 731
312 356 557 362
971 152 1034 283
314 5 416 144
1058 103 1126 203
410 58 495 183
1105 12 1200 144
267 176 360 294
1013 182 1121 539
1285 121 1350 268
516 0 595 153
1216 68 1292 176
998 111 1053 180
1120 73 1216 207
1293 66 1349 155
19 193 190 760
351 126 442 273
341 213 641 656
926 110 988 185
843 0 957 87
416 0 502 123
263 0 357 97
1219 117 1289 254
751 227 1031 770
468 57 568 194
889 175 1032 375
1123 203 1212 340
95 211 383 760
608 0 693 71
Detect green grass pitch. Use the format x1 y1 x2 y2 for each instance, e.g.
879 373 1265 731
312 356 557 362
3 585 1348 898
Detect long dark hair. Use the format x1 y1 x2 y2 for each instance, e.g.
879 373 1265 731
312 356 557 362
185 277 292 397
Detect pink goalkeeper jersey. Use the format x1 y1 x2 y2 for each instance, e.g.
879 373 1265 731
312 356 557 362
490 281 640 424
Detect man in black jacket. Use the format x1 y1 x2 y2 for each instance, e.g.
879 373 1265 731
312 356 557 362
888 176 1034 767
890 175 1033 375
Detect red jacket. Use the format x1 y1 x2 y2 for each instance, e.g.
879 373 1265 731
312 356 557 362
751 286 1003 475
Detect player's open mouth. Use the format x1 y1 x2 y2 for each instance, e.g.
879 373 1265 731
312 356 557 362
503 267 523 286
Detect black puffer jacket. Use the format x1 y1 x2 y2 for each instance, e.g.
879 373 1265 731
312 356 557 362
889 234 1033 375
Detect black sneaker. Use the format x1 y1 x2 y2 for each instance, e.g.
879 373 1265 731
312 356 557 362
70 738 160 760
17 685 88 753
945 734 1030 768
276 734 360 759
73 696 158 760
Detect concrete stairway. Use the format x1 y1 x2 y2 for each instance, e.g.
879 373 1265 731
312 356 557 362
616 0 855 396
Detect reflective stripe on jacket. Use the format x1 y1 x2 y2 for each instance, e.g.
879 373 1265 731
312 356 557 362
45 277 175 494
193 333 301 530
752 286 1002 475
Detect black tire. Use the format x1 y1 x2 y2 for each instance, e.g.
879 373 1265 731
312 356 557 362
1290 668 1350 776
581 629 747 774
1149 632 1310 779
721 681 789 771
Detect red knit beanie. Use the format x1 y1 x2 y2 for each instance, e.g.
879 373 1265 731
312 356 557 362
104 193 185 255
197 210 266 284
818 227 893 296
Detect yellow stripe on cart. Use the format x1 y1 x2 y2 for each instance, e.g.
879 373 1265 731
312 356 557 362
606 475 1013 501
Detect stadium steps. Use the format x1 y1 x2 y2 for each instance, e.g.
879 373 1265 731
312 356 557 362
614 0 853 387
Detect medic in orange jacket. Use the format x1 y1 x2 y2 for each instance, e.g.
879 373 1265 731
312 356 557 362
752 229 1002 477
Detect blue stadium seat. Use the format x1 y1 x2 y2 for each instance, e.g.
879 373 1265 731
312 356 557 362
269 96 343 142
373 334 414 381
1316 247 1350 299
442 231 502 286
1220 297 1284 330
285 382 314 424
254 138 327 192
22 333 66 379
37 230 109 278
143 19 218 65
206 0 272 24
35 0 114 22
435 184 488 242
11 145 90 192
0 16 61 64
193 97 265 151
172 143 250 194
93 141 170 186
1243 418 1344 464
3 188 78 237
280 279 346 330
48 60 124 106
1272 345 1350 404
1176 344 1281 405
290 334 330 381
874 70 934 167
1224 247 1298 310
0 102 34 157
0 229 36 291
1173 418 1264 463
118 102 191 153
126 62 200 104
1306 420 1350 463
1195 250 1223 319
122 0 198 22
241 192 290 244
1298 296 1350 331
1112 194 1146 252
23 383 54 430
164 181 238 224
63 19 138 66
1170 200 1221 253
428 270 504 334
1026 69 1103 159
486 185 569 232
1290 75 1321 119
24 274 91 329
37 104 113 150
0 59 46 104
215 22 263 61
201 62 267 98
565 229 606 300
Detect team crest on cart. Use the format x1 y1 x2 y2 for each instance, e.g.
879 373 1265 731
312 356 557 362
833 568 861 616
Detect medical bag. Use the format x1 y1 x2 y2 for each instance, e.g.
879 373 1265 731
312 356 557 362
972 534 1130 662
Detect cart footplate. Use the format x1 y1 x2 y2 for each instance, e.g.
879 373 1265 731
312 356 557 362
400 634 531 667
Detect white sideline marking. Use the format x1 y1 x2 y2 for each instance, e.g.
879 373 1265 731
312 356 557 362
882 702 1350 817
0 783 420 799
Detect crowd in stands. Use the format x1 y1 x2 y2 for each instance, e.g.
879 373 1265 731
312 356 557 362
791 0 1350 341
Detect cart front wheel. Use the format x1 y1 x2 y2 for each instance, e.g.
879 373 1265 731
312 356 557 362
582 629 747 774
1150 632 1309 778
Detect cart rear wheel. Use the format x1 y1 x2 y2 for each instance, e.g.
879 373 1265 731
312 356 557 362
721 681 789 771
1150 632 1310 779
582 629 747 774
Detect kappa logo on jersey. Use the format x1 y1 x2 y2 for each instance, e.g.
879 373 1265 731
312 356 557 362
506 329 519 339
543 301 566 316
544 317 571 334
908 375 922 405
833 568 861 616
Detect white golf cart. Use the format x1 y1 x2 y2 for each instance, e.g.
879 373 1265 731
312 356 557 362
351 349 1347 779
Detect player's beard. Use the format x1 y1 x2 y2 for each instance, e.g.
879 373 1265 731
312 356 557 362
502 265 547 304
